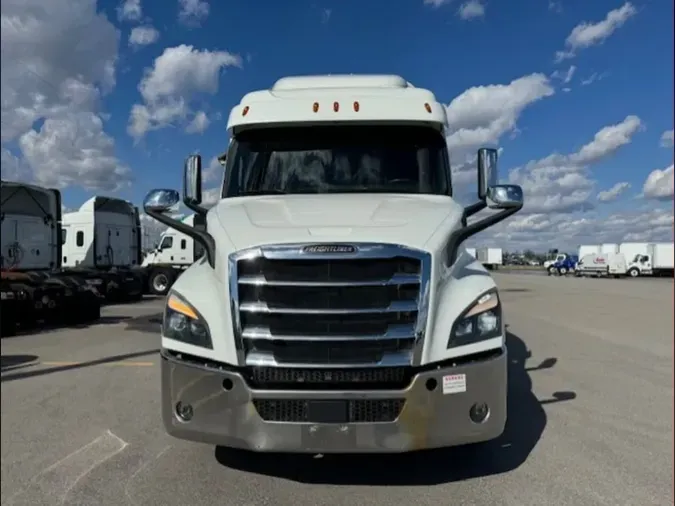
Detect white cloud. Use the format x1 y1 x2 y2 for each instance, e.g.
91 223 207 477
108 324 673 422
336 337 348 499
445 73 554 185
660 129 674 148
552 65 576 84
178 0 210 26
548 1 562 13
321 8 332 23
555 2 637 62
128 44 241 140
508 115 643 213
458 0 485 20
597 181 630 202
204 155 224 183
19 112 132 191
643 164 674 201
129 26 160 47
0 0 128 191
118 0 142 22
473 207 673 252
423 0 451 7
185 111 210 134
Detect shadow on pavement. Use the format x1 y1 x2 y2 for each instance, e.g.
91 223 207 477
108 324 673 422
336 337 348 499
6 316 134 339
125 313 163 333
214 331 576 485
1 354 39 372
0 349 159 383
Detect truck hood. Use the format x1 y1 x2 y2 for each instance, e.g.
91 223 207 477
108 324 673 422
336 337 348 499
210 193 463 252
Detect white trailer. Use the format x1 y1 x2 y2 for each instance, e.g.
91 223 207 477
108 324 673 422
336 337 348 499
1 180 102 336
142 73 526 454
61 196 144 301
476 247 502 270
578 244 600 259
600 243 619 254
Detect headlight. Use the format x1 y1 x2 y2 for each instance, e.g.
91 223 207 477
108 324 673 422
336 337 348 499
163 293 212 349
448 290 502 348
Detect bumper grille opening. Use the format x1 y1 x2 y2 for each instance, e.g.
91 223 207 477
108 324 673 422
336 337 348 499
252 398 405 423
249 339 410 364
246 366 413 390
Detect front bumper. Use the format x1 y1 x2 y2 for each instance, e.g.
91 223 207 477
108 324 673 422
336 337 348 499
161 347 507 453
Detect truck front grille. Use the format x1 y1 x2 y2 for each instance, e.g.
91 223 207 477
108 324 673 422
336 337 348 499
252 398 405 423
229 243 431 370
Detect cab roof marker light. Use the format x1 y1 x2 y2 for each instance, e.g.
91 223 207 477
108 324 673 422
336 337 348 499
312 102 319 113
353 101 360 112
333 101 339 112
242 106 250 116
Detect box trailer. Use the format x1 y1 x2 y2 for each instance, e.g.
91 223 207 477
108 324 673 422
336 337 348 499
476 247 503 270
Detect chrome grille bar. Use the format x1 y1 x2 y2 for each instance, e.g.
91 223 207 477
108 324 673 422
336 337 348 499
228 243 432 368
237 273 421 287
239 300 419 314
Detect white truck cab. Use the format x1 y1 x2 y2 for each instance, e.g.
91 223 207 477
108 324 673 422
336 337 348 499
143 74 524 454
62 196 141 269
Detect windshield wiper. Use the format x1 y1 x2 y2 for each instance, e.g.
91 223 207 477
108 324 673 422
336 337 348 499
239 189 288 196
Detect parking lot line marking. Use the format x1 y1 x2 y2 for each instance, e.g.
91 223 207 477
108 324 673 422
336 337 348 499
41 361 155 367
7 430 128 505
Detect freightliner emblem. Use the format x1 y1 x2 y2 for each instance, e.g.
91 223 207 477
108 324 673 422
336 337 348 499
302 244 357 254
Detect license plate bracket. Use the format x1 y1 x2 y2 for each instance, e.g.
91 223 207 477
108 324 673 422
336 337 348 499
306 400 348 423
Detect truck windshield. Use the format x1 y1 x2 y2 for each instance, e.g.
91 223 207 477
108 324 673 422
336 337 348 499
222 125 451 197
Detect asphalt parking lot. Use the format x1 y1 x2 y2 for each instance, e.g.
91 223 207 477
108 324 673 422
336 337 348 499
1 274 673 506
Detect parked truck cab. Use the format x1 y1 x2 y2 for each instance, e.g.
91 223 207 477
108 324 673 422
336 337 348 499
143 74 524 453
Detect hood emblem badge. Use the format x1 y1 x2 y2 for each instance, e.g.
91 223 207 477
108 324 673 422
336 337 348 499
302 244 357 254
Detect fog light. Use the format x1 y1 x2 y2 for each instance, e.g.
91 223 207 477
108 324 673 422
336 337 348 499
469 402 490 424
175 402 194 422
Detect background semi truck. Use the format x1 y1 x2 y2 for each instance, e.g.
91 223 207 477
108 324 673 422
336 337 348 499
61 196 145 301
145 74 525 454
141 213 206 295
1 180 103 336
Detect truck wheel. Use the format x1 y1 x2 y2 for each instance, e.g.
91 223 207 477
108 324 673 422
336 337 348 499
627 267 640 278
149 269 175 296
1 311 17 337
547 266 557 276
559 267 568 275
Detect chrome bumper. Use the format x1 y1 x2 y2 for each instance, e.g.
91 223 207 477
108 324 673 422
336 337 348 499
161 347 507 453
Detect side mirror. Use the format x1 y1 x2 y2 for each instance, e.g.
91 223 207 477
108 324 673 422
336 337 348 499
143 189 180 214
486 184 524 210
477 148 498 200
184 155 203 205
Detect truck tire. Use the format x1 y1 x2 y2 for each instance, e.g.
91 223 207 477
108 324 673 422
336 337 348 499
627 267 640 278
1 303 17 337
547 266 557 276
558 266 568 275
149 268 175 296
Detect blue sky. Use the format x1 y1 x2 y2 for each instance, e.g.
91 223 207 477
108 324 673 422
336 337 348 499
1 0 673 249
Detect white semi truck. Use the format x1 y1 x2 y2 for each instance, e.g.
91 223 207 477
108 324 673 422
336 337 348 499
1 180 103 336
61 196 145 301
141 213 206 295
144 74 524 454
